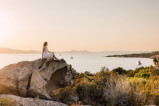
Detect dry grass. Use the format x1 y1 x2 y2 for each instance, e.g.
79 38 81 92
103 75 130 105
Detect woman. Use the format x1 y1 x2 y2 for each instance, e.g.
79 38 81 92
42 42 59 60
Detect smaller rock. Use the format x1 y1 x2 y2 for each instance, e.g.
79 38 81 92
0 94 67 106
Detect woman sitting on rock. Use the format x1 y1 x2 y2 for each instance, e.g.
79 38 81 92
42 42 59 60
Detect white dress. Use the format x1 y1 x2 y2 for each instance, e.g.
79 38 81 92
43 47 54 59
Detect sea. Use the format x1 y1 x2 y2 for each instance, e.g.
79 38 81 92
0 51 153 73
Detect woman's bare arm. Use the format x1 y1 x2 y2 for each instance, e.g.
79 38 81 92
48 51 52 53
48 48 53 53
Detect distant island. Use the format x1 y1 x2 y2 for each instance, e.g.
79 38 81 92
0 47 93 54
106 51 159 58
63 50 93 53
0 47 40 54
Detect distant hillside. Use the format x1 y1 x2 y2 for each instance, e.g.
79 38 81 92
63 50 93 53
106 51 159 58
0 47 40 54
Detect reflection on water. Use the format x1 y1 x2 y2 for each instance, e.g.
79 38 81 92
0 52 153 73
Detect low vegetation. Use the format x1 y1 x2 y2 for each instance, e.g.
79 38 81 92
0 98 17 106
106 51 159 58
55 66 159 106
0 65 158 106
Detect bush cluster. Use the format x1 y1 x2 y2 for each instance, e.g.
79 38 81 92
55 66 159 106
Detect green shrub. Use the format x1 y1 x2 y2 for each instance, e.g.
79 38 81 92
76 84 103 105
84 71 92 76
112 67 127 75
134 69 150 79
151 69 159 76
56 86 77 105
75 72 85 79
126 70 135 77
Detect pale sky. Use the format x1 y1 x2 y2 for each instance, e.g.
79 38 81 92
0 0 159 52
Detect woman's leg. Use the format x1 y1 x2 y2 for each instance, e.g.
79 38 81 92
53 54 59 60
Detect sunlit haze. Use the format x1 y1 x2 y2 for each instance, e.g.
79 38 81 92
0 0 159 52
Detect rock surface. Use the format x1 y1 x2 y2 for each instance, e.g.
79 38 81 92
0 58 76 99
0 94 67 106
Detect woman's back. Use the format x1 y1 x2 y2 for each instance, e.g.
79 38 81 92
43 47 54 59
44 47 48 54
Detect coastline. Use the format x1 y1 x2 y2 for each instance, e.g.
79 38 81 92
106 51 159 59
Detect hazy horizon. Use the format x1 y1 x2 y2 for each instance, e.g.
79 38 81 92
0 47 151 53
0 0 159 52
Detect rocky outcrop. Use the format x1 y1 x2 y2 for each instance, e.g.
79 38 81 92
0 94 67 106
0 58 76 99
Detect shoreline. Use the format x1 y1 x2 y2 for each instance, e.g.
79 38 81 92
106 51 159 59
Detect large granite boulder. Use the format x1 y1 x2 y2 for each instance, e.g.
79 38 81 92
0 94 67 106
0 59 76 99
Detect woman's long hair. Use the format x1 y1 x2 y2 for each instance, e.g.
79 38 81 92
42 42 48 58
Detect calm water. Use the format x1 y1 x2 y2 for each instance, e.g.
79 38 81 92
0 52 153 73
